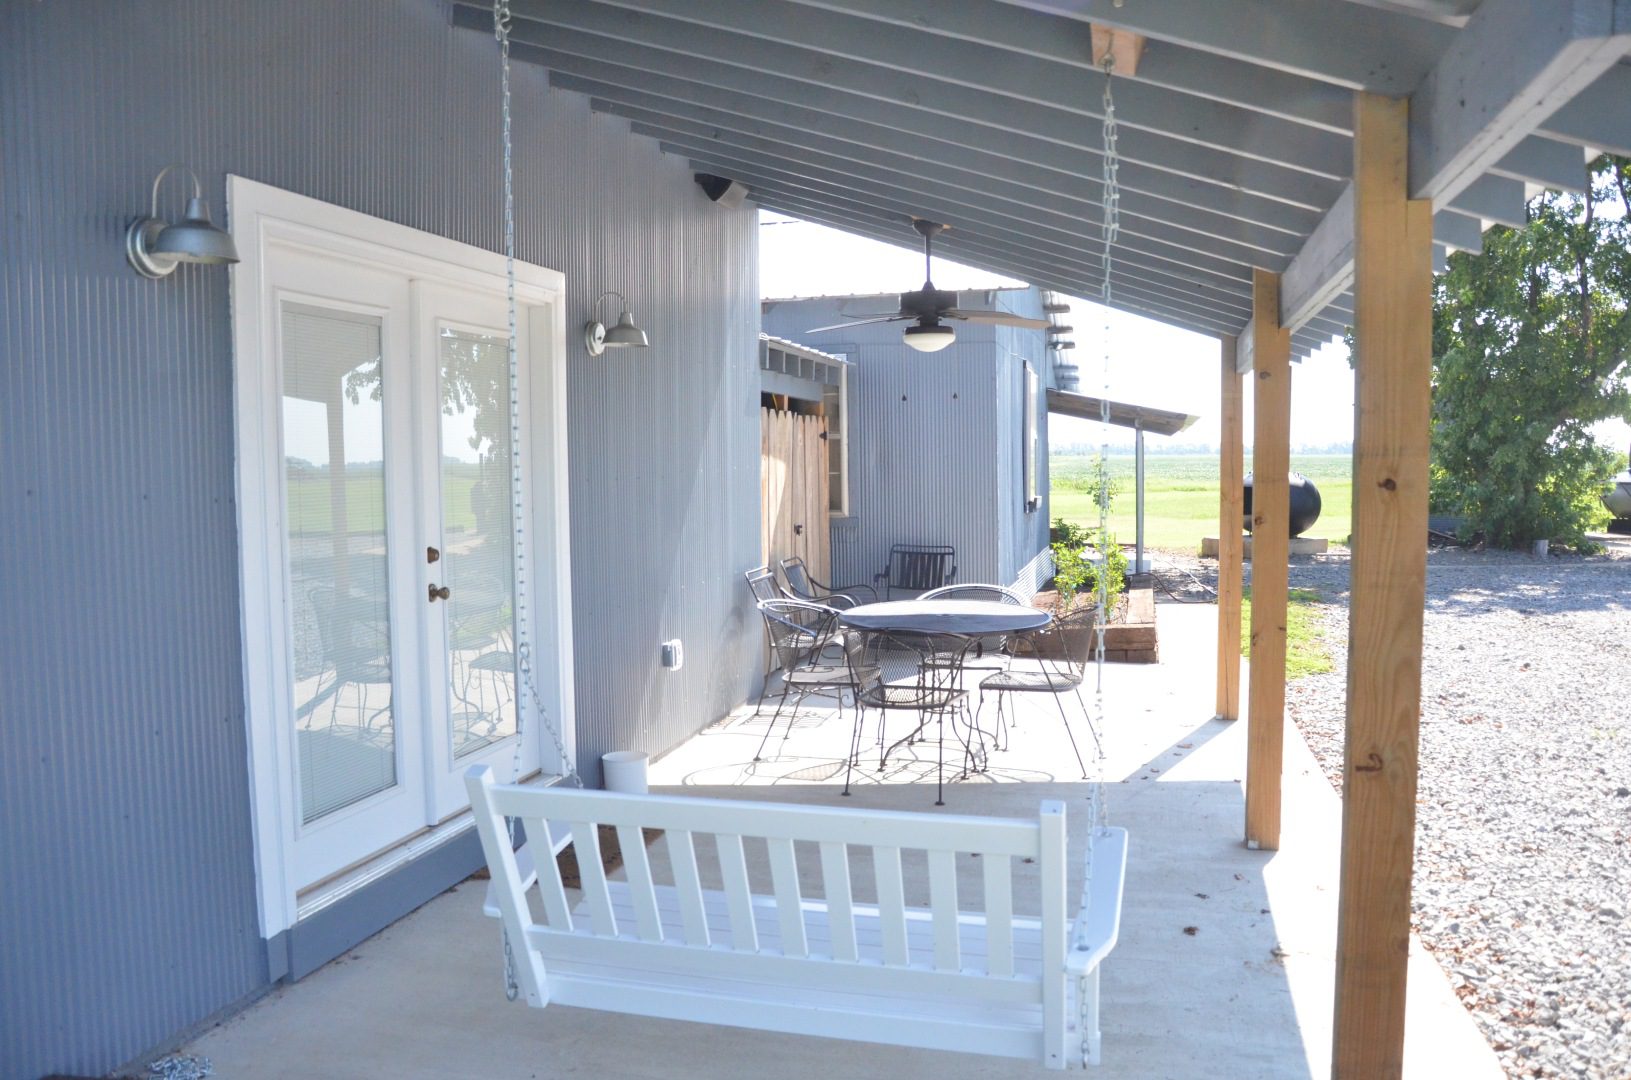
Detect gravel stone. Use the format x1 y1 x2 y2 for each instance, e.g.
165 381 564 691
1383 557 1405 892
1155 542 1631 1080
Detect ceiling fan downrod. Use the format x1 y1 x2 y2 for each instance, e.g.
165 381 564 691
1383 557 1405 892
912 218 946 291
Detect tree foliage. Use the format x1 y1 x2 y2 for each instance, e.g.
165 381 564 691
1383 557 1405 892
1429 156 1631 549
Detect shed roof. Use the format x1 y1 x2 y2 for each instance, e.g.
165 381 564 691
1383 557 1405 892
459 1 1630 359
1046 389 1199 437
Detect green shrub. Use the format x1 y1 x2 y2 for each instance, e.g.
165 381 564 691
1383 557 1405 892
1051 525 1127 612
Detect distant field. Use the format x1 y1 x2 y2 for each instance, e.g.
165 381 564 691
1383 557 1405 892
286 467 480 534
1050 454 1353 554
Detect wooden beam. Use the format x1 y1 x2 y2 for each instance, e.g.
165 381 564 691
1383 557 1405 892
1271 0 1631 333
1090 24 1147 77
1244 268 1290 851
1215 334 1244 722
1331 92 1434 1080
1409 0 1631 204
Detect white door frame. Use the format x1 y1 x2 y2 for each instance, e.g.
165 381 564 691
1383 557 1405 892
228 176 575 937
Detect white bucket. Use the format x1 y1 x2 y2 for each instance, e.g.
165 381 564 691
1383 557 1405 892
601 750 650 794
1533 539 1550 557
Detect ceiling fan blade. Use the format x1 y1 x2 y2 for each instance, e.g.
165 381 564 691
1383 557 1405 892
804 315 906 333
944 309 1052 329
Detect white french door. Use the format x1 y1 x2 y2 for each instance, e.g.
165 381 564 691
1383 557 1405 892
231 178 573 936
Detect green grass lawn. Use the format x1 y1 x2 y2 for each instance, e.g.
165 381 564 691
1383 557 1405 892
1050 454 1353 554
1242 586 1335 678
286 466 480 534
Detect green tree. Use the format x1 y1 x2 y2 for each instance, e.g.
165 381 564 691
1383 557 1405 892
1429 156 1631 549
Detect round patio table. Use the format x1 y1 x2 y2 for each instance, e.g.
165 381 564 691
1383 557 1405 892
837 598 1051 636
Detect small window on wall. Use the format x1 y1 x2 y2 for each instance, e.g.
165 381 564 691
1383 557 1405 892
823 361 850 516
1023 364 1040 512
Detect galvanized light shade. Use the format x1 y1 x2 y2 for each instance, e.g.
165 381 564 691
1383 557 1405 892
126 166 240 279
584 290 651 356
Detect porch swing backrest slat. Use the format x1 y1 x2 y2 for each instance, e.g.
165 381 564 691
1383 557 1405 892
469 768 1128 1068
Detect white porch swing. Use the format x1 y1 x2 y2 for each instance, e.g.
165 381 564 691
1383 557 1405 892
467 1 1129 1068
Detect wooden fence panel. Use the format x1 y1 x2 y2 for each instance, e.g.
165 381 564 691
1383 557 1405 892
760 407 830 583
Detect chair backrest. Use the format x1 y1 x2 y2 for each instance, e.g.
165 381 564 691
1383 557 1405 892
882 544 956 597
844 627 976 702
920 583 1025 605
778 556 815 601
757 598 834 672
744 566 782 605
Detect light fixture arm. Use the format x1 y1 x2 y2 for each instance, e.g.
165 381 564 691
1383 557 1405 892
594 290 628 326
148 164 204 220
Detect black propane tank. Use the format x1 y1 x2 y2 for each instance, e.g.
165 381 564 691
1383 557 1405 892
1242 472 1323 537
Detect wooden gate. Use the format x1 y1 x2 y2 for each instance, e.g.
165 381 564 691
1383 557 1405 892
760 406 830 582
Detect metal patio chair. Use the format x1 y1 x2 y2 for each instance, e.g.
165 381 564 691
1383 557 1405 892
304 584 394 733
841 628 976 805
753 598 855 762
744 565 782 606
778 555 876 608
918 582 1028 675
977 619 1097 780
874 543 957 599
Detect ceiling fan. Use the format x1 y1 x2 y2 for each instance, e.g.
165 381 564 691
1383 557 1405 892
805 219 1050 352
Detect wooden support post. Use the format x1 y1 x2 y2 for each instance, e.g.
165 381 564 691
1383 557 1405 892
1215 335 1244 722
1332 93 1434 1080
1245 270 1290 851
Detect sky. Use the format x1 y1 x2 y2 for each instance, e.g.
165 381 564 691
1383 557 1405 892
760 211 1631 455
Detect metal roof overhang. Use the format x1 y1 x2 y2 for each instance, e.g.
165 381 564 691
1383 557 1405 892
1046 389 1199 437
452 0 1631 361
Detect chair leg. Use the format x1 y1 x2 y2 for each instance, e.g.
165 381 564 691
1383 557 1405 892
935 710 945 806
754 674 796 761
843 702 865 796
1052 688 1089 779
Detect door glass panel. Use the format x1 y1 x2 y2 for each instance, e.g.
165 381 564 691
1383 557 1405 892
282 304 397 823
438 327 518 759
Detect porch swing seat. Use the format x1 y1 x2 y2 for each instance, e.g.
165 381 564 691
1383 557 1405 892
469 767 1128 1069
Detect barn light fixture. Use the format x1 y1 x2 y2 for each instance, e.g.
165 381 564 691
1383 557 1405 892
584 290 650 356
125 166 239 279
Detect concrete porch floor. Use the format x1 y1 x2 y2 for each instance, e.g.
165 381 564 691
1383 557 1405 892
187 603 1499 1078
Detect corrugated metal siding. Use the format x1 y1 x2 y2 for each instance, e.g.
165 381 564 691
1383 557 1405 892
761 291 1051 592
0 3 758 1076
995 288 1053 581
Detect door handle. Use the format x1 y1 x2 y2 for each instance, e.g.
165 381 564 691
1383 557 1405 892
428 583 451 602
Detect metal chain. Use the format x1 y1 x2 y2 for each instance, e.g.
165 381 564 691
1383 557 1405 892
494 0 581 1005
1090 54 1120 838
494 0 578 793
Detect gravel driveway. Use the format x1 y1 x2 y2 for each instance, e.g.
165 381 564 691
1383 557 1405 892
1156 543 1631 1080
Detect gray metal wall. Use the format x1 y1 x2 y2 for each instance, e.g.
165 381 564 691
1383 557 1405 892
994 290 1053 583
0 3 759 1076
761 290 1050 591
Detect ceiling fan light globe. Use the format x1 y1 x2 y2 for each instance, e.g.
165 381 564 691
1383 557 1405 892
903 323 955 352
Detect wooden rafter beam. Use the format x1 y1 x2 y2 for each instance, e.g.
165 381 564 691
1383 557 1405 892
1272 0 1631 337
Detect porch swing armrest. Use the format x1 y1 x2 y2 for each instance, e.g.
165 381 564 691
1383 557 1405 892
1065 827 1129 976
